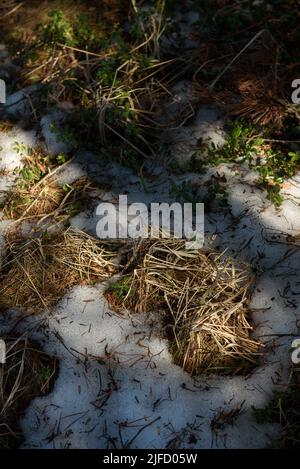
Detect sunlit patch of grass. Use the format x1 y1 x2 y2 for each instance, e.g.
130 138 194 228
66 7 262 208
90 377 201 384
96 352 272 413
0 228 117 312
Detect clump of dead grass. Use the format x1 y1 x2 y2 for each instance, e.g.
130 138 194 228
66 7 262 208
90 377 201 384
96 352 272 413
0 334 57 448
3 180 66 220
3 176 101 223
0 228 116 312
124 239 260 375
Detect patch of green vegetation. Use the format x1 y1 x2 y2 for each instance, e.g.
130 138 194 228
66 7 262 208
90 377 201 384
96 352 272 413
194 119 300 207
16 165 43 187
170 177 228 209
97 56 122 88
64 201 82 217
263 185 283 207
253 369 300 448
3 4 170 172
195 120 262 169
105 92 139 139
56 152 69 164
190 0 300 147
12 144 49 189
256 148 300 206
41 9 74 46
256 149 300 206
40 9 105 50
50 121 79 150
109 276 131 301
10 144 69 199
13 142 70 177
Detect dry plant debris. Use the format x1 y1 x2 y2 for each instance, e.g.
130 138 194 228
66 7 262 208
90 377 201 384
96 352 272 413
211 402 245 432
3 176 101 223
0 0 173 165
0 228 116 312
0 334 57 449
194 34 291 127
192 3 300 128
123 239 260 375
3 181 66 220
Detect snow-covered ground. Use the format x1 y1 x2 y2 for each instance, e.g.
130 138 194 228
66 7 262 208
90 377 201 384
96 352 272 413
0 103 299 448
0 11 300 448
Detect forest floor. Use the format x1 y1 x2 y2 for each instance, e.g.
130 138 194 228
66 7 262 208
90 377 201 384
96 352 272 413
0 0 300 449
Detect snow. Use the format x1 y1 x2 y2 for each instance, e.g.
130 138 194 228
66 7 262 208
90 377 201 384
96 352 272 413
0 127 37 199
41 111 74 157
163 104 226 169
8 281 281 449
0 8 300 447
4 85 39 119
0 116 299 448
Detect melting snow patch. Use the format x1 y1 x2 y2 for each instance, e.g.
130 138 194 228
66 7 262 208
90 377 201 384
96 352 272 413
6 270 291 449
0 127 37 197
4 85 39 119
41 111 74 157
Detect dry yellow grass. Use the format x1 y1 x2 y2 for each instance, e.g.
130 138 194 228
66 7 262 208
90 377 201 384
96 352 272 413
124 239 260 375
0 228 116 312
3 176 99 224
3 181 66 220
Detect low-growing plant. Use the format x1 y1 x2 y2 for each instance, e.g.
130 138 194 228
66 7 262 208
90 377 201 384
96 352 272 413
104 276 132 315
109 277 131 301
2 4 172 171
195 120 262 169
195 119 300 207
